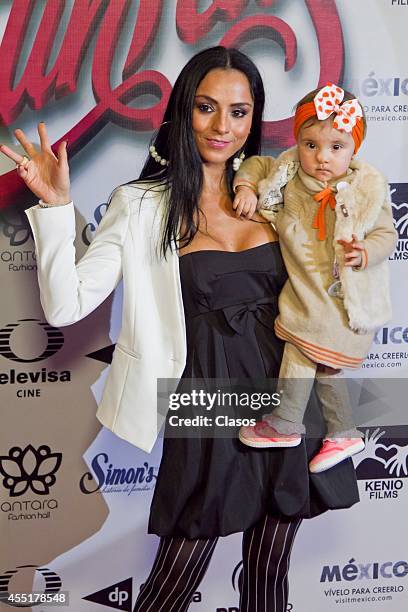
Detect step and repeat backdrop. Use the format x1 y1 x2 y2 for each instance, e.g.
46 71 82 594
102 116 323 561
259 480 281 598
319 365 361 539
0 1 407 611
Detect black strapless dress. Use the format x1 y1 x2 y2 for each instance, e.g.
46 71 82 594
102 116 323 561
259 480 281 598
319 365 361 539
149 242 359 539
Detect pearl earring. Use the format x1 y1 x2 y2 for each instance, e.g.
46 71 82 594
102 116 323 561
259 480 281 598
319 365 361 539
232 151 245 171
149 145 169 166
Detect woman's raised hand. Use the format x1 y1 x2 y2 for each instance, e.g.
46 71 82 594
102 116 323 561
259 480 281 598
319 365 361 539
0 122 70 205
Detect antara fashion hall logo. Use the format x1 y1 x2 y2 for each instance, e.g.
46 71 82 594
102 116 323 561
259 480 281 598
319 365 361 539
0 209 36 272
0 445 62 497
0 319 69 398
0 445 62 522
353 427 408 501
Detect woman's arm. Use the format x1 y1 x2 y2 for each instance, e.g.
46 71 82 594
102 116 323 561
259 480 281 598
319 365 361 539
25 187 130 327
1 122 131 327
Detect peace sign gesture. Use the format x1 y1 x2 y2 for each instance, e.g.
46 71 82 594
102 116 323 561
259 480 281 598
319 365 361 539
0 122 71 205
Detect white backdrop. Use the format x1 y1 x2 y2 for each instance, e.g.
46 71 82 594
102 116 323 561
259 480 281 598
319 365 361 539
0 1 407 611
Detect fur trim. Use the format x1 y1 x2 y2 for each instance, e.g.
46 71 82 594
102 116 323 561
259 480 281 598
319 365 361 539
333 170 392 333
259 150 393 333
258 147 299 211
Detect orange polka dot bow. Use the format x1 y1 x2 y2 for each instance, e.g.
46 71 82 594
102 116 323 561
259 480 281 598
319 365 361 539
314 83 363 132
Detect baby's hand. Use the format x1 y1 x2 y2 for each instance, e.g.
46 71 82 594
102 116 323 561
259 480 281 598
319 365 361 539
338 234 365 268
232 185 258 219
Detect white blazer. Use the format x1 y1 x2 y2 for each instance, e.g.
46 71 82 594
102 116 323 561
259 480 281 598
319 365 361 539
26 183 187 453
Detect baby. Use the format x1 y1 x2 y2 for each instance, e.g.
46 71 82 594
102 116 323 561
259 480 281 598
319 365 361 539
233 83 397 473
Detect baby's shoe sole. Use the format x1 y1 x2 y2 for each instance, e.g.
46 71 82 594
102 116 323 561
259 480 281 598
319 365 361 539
239 423 302 449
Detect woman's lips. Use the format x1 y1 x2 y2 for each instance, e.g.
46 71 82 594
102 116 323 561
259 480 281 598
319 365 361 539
205 138 231 149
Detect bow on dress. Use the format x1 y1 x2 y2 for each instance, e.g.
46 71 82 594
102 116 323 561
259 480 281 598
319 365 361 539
222 297 277 335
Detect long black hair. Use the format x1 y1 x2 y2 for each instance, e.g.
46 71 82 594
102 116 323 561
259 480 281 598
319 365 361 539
137 46 265 258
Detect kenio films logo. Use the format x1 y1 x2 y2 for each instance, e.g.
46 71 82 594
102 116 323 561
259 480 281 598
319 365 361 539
390 183 408 260
354 427 408 501
0 209 36 272
0 1 345 209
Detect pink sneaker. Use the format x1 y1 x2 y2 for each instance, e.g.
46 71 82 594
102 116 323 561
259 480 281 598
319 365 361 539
309 437 365 473
239 421 302 448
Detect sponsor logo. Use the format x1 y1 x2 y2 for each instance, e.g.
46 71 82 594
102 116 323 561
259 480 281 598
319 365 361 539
81 203 108 246
79 453 157 495
390 184 408 260
0 319 70 397
0 445 61 522
0 248 36 272
83 578 200 610
366 322 408 369
0 319 64 363
345 74 408 98
0 445 62 497
232 560 243 593
374 327 408 345
0 209 36 272
321 558 406 606
86 344 115 364
354 427 408 500
0 565 63 607
84 578 133 612
321 559 408 582
343 77 408 123
230 561 293 610
0 0 344 211
0 210 31 247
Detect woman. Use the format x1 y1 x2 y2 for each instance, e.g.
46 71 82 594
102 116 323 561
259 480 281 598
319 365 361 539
0 47 359 611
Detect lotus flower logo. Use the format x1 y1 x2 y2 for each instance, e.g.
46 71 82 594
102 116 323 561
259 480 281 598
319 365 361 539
0 209 31 246
0 445 62 497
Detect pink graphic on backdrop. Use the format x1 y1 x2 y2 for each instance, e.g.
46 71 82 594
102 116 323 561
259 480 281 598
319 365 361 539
0 0 344 208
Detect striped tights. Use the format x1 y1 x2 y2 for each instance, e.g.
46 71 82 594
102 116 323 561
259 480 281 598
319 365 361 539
134 515 302 612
